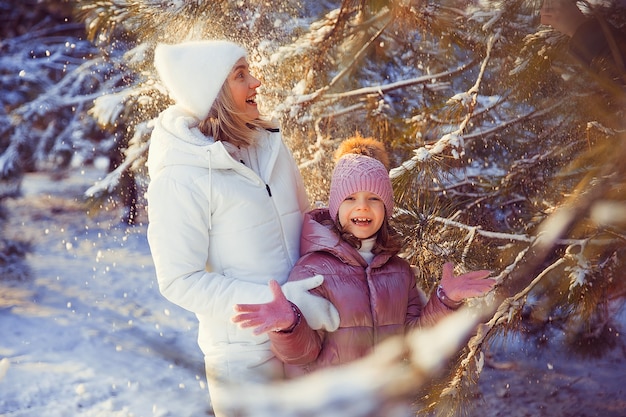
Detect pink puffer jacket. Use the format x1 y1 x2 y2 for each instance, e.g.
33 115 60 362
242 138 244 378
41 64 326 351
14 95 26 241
268 208 451 377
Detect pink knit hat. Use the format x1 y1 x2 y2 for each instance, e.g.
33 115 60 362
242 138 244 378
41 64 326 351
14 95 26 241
328 153 394 221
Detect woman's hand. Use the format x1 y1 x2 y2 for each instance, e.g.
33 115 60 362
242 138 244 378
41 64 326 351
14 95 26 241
232 280 299 335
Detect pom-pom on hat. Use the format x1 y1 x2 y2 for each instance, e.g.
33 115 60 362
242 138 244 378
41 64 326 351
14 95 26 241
328 136 394 220
154 40 247 120
333 135 391 170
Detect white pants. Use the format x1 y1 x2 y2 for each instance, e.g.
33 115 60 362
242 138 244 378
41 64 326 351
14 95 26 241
205 353 284 417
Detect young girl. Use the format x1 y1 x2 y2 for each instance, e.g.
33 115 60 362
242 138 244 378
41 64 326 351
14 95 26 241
232 136 495 375
146 40 338 416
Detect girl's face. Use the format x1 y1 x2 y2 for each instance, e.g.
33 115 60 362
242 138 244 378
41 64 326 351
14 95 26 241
226 57 261 122
337 191 385 240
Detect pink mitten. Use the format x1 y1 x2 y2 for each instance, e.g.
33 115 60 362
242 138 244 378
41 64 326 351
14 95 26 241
232 280 300 335
438 262 495 307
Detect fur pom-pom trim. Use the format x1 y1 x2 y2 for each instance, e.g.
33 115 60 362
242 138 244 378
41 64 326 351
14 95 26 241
333 134 390 170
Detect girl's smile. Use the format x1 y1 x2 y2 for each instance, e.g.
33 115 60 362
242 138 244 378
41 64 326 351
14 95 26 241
338 191 385 239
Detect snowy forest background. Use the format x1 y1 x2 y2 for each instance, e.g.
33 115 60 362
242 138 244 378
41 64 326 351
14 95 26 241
1 0 626 416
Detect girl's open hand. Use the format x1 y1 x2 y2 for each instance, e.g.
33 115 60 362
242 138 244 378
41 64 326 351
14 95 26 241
439 262 496 304
232 279 297 335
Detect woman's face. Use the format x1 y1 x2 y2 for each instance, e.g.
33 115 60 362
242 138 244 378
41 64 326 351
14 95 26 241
226 57 261 122
337 191 385 240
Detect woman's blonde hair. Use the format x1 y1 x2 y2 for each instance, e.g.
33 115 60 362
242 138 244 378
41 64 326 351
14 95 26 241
198 81 276 147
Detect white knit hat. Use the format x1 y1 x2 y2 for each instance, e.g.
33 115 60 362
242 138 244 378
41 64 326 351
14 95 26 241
154 40 247 120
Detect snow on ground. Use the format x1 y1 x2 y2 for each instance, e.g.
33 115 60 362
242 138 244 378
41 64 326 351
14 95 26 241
0 167 211 417
1 165 625 417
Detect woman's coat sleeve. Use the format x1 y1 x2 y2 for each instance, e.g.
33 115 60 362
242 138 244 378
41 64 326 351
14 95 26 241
147 175 274 319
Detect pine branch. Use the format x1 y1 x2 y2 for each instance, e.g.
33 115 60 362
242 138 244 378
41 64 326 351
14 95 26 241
325 9 392 92
429 215 617 247
442 254 564 399
437 132 626 407
84 125 150 199
389 32 498 178
318 60 477 102
220 306 490 417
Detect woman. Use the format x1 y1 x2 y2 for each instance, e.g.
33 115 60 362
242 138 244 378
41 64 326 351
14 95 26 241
146 40 338 416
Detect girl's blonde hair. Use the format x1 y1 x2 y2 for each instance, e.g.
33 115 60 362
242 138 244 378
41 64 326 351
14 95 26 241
198 81 277 147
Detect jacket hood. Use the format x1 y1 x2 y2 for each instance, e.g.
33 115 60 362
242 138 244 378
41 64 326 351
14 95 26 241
147 105 249 178
300 208 393 268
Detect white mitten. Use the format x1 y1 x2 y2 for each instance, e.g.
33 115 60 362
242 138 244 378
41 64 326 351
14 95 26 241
282 275 340 331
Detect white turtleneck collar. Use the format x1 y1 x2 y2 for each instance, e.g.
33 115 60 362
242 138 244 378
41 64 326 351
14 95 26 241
358 236 376 264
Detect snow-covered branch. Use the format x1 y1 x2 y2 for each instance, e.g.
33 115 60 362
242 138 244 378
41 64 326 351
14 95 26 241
319 60 476 102
84 125 150 198
430 215 617 247
221 306 489 417
390 34 499 178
